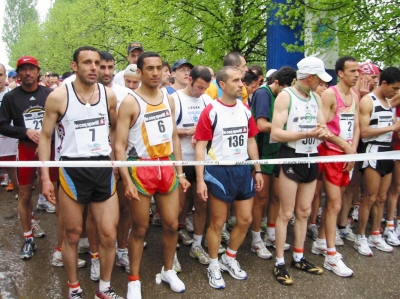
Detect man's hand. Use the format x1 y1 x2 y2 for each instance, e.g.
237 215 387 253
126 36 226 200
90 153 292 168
191 136 197 149
26 129 40 144
343 143 357 155
113 168 120 181
178 177 191 192
343 161 355 172
197 180 208 202
42 179 56 205
124 181 140 201
254 173 264 192
359 78 370 98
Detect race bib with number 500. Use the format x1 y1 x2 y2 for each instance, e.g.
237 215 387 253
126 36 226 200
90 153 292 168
23 111 44 131
74 117 109 155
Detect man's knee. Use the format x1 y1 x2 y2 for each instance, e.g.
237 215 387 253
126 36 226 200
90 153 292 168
131 222 149 239
64 227 83 246
162 218 178 233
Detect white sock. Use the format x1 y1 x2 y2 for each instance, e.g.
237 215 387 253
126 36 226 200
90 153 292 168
210 258 219 267
266 227 275 239
79 238 89 247
293 251 304 262
192 234 202 248
117 247 127 259
99 280 110 292
275 257 285 266
316 238 326 244
251 230 262 243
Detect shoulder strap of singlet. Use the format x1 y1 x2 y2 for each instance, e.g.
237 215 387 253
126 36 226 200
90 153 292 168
175 91 183 125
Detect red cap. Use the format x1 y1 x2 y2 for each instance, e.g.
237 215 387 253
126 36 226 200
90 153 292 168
16 56 40 70
359 62 379 75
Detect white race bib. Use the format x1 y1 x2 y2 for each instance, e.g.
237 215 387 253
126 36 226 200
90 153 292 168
74 117 109 155
339 113 355 142
144 109 173 146
296 124 317 154
222 125 248 159
23 111 44 131
377 115 393 142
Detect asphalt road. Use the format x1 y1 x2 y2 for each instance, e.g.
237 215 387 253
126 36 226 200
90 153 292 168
0 186 400 299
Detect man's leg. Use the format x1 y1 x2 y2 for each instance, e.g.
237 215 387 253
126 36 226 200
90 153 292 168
177 187 193 245
386 161 400 239
116 180 131 272
231 198 254 250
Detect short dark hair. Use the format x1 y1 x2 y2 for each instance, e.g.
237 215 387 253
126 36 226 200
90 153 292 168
137 51 161 71
190 66 212 84
335 55 357 75
223 52 243 67
248 65 263 78
162 61 171 73
49 73 59 79
73 46 100 63
275 66 297 87
380 67 400 85
62 72 72 80
99 51 115 62
216 66 237 88
242 71 258 85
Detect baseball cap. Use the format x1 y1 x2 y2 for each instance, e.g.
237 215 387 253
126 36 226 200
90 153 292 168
124 64 139 77
16 55 40 70
297 57 332 82
8 70 17 77
266 69 277 78
127 42 144 54
359 62 380 75
172 59 194 72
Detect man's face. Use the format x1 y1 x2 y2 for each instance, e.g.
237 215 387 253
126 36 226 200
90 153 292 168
315 81 329 96
339 61 359 87
382 81 400 100
126 49 143 64
124 75 140 91
220 69 243 99
189 78 210 98
44 73 50 85
244 80 258 95
17 64 40 88
0 68 6 90
7 76 15 83
237 56 248 77
49 76 60 87
362 73 380 91
136 57 162 88
72 50 100 85
160 66 171 86
98 59 115 86
172 64 191 86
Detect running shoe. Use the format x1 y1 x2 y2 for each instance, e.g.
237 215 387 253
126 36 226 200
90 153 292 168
36 195 56 213
352 205 359 222
339 225 357 242
116 251 130 273
127 281 141 299
52 250 86 268
221 228 230 245
251 240 272 259
307 224 319 241
335 230 344 246
91 257 100 281
273 263 293 285
185 214 194 232
78 244 90 254
353 236 373 256
1 174 9 186
317 207 322 222
178 229 193 245
204 239 226 254
311 240 327 256
324 253 353 277
367 234 394 252
68 289 83 299
95 286 123 299
290 257 323 275
396 220 400 238
160 266 185 293
383 227 400 246
290 214 295 225
219 254 247 280
226 218 236 231
31 219 46 238
152 214 162 226
6 181 14 192
20 238 37 260
207 266 225 289
173 251 181 273
189 245 211 265
264 235 291 251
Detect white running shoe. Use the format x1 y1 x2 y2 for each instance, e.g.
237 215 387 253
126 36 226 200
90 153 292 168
31 219 46 238
368 234 394 252
78 244 90 254
324 253 353 277
178 229 193 245
307 224 319 241
36 195 56 213
311 240 327 256
396 221 400 238
160 266 185 293
352 205 359 222
383 227 400 247
52 250 86 268
1 173 9 186
207 266 225 289
127 281 141 299
264 235 291 251
185 214 194 233
354 236 373 256
251 240 272 259
90 257 100 281
221 228 230 245
339 225 357 242
219 254 247 280
173 251 181 272
116 251 130 273
335 230 344 246
190 245 211 265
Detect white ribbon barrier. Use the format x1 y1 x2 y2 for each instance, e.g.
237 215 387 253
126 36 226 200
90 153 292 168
0 151 399 168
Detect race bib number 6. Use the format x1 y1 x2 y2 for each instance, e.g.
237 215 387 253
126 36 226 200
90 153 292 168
144 109 173 146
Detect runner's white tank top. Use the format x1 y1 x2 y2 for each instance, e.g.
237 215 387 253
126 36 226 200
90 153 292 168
127 89 173 159
55 82 111 158
0 87 18 156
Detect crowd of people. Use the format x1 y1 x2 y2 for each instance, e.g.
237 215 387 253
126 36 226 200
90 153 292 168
0 41 400 299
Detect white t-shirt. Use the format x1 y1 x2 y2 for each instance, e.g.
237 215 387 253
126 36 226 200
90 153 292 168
110 83 133 110
113 71 125 87
61 74 76 86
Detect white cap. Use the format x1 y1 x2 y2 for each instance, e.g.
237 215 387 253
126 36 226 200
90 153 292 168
266 69 277 78
124 64 139 77
297 57 332 82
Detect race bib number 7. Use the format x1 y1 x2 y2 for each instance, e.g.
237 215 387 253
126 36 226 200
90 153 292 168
74 117 109 155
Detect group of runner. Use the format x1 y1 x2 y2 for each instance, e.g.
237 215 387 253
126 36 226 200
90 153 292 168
0 42 400 299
